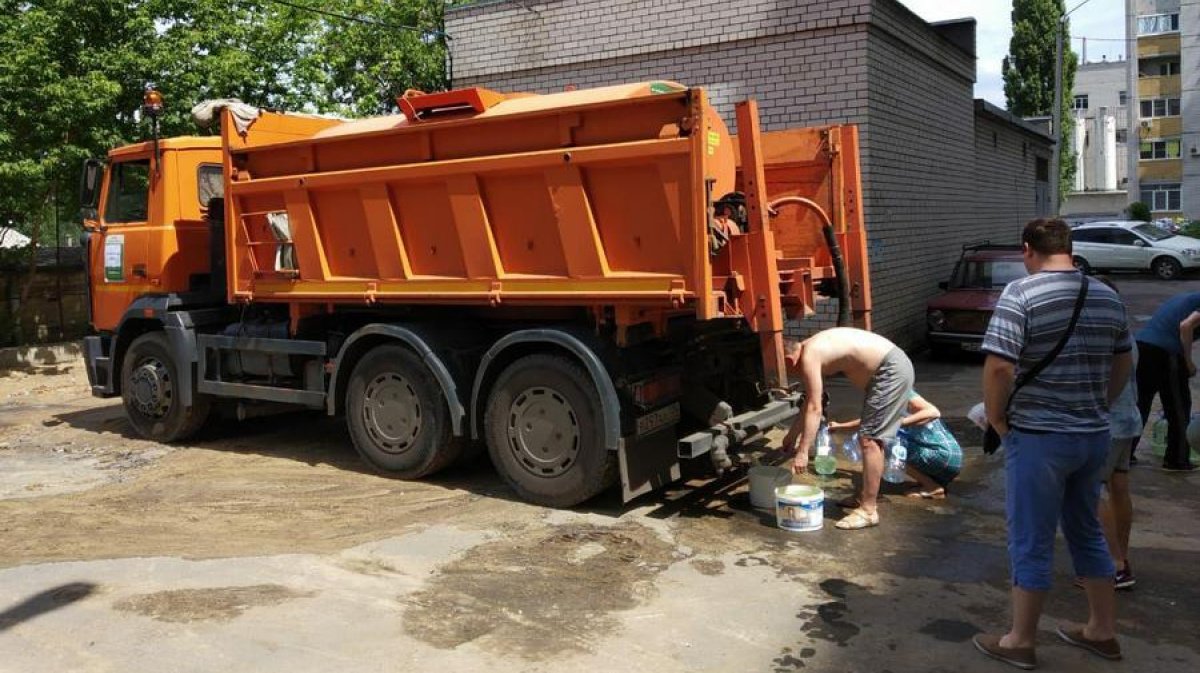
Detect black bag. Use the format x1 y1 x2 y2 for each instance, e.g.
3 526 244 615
982 276 1089 454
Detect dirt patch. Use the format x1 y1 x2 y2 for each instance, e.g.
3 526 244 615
689 557 725 576
403 523 674 659
113 584 310 622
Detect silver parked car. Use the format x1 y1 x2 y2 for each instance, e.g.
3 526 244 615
1070 220 1200 280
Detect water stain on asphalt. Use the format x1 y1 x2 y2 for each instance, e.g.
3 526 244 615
771 645 816 671
113 584 310 622
918 618 982 642
402 523 674 659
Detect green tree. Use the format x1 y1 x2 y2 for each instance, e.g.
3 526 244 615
1002 0 1077 204
0 1 447 255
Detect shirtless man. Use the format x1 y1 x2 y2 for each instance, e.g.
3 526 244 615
783 327 915 530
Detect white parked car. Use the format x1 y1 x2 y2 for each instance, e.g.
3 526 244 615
1071 220 1200 280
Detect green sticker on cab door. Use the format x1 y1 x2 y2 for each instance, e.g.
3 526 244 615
104 235 124 281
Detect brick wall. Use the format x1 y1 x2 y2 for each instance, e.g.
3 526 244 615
447 0 1050 348
974 106 1054 244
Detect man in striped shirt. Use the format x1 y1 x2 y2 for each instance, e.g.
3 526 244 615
973 219 1133 670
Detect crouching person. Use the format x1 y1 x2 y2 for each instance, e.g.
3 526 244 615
829 391 963 500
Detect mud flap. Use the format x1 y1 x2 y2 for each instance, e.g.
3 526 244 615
618 429 681 502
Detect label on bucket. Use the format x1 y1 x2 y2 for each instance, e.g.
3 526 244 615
776 486 823 532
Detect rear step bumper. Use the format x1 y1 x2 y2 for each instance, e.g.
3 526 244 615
677 392 802 459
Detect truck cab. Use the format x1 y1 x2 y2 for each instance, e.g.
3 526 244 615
83 137 224 332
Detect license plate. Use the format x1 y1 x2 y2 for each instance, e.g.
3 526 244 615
961 342 982 352
636 402 680 436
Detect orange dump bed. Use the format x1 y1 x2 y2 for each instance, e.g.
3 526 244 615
221 81 868 333
224 82 733 314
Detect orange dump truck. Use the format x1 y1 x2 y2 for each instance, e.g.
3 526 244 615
79 81 870 506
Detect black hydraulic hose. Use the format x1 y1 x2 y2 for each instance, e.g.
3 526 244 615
821 221 851 327
766 197 851 327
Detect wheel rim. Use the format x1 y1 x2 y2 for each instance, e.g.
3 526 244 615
362 372 422 454
129 356 172 419
1156 260 1178 279
506 386 580 478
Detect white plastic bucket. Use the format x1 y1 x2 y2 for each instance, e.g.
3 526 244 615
775 484 824 532
748 466 792 509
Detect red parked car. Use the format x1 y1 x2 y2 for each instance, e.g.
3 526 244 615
926 243 1026 356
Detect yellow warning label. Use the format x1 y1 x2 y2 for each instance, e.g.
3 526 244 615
706 130 720 156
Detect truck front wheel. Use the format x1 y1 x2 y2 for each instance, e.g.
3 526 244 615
121 332 210 442
345 344 462 478
484 354 617 507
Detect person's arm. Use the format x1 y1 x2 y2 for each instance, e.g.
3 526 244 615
901 395 940 427
983 355 1016 436
827 418 862 431
1179 311 1200 376
980 282 1026 437
785 353 823 474
1108 350 1133 406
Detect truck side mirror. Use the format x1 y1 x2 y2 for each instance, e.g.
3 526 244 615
79 158 104 216
1133 239 1147 247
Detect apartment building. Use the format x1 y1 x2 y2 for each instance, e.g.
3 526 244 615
1132 0 1198 219
1063 59 1132 219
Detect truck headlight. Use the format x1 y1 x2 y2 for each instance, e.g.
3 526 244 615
927 310 945 331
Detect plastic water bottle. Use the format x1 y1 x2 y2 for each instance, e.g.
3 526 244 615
883 439 908 484
840 432 862 464
1151 414 1168 458
814 424 837 476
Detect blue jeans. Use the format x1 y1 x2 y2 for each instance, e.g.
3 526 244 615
1005 429 1114 591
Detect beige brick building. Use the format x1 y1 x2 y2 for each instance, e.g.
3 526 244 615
446 0 1053 347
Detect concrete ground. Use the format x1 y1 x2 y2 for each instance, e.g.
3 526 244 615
0 276 1197 673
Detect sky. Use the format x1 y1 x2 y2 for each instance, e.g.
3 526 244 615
899 0 1129 108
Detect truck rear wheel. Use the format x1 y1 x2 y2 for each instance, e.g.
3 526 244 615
121 332 210 442
345 344 462 478
484 354 617 507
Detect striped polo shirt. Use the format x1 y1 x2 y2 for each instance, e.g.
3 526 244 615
982 270 1133 434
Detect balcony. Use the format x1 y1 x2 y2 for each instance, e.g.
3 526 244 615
1139 74 1182 97
1139 160 1183 182
1141 117 1183 138
1138 34 1181 58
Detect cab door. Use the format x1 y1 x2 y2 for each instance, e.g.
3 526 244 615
89 156 154 332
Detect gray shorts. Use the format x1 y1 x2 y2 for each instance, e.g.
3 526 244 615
1104 437 1134 477
860 347 915 442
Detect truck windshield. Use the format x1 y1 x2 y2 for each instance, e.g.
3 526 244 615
953 260 1026 289
103 159 151 223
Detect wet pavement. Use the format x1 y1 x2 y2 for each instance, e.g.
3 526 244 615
0 275 1196 672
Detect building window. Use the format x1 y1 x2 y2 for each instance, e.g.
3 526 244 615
1119 90 1128 105
1138 13 1180 35
1073 94 1089 110
1140 97 1182 118
1159 61 1181 76
1140 183 1182 212
1116 129 1127 144
1036 157 1049 182
1140 138 1182 160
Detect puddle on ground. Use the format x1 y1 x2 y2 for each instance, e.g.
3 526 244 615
113 584 310 623
402 522 674 659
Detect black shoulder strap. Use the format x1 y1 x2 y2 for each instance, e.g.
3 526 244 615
1007 275 1089 409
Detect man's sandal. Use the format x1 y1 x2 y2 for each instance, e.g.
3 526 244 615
835 508 879 530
